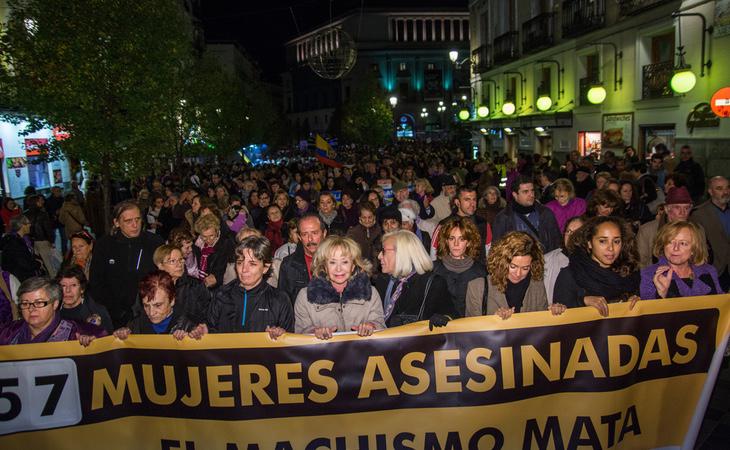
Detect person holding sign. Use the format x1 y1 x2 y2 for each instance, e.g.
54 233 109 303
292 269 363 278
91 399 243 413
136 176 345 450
554 216 641 316
640 221 722 300
203 236 293 339
113 270 199 341
374 230 456 329
294 236 385 339
486 232 566 319
0 276 105 346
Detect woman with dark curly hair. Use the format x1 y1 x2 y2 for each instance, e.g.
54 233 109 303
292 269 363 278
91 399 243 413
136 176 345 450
554 216 641 316
486 232 566 319
433 217 487 317
586 189 623 218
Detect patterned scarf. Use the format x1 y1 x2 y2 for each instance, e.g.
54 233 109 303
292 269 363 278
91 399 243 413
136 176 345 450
383 271 416 320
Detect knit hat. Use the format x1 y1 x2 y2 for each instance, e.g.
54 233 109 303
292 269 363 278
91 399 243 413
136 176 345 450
295 190 311 203
665 186 692 205
398 208 417 224
393 181 409 193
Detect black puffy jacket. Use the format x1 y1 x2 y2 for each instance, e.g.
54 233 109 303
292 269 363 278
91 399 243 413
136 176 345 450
174 274 211 325
278 244 311 304
207 279 293 333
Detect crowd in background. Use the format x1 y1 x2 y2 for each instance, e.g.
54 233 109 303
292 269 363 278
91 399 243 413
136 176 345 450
0 140 728 345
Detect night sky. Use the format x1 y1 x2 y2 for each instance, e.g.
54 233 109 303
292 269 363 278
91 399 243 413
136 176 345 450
201 0 468 81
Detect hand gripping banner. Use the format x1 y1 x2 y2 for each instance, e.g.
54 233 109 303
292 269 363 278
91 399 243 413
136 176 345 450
1 294 729 450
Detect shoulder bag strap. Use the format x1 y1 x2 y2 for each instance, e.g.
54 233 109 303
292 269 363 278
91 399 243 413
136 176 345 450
515 211 540 237
416 274 435 321
0 274 19 320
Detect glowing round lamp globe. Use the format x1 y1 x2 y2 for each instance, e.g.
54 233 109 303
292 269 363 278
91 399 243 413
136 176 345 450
458 109 470 121
536 95 552 111
587 86 607 105
477 106 489 117
502 102 516 115
671 69 696 94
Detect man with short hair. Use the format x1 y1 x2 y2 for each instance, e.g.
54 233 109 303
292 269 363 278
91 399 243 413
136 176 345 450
691 176 730 291
649 153 667 190
278 214 327 303
432 186 490 262
492 176 561 252
636 186 693 268
675 145 706 203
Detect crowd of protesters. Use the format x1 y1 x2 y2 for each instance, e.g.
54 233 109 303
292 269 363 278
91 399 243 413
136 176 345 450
0 140 728 346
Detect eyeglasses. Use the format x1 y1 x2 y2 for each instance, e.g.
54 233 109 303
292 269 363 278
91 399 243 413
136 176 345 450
19 300 52 310
164 258 185 265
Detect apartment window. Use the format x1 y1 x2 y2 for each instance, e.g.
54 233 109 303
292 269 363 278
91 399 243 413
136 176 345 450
399 62 408 73
425 19 433 41
427 63 435 70
371 63 379 73
651 31 674 63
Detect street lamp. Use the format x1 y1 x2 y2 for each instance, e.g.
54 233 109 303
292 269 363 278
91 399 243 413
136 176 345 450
670 12 712 94
458 109 471 121
587 85 607 104
477 105 489 117
536 94 552 111
389 96 398 107
449 50 459 63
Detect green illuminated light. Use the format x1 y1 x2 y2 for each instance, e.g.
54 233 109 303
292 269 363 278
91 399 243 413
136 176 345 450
587 86 607 105
502 101 516 115
458 109 471 121
477 106 489 117
670 69 697 94
536 95 552 111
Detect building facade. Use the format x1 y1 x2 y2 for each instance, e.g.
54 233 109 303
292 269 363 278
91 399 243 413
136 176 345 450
283 7 470 140
468 0 729 176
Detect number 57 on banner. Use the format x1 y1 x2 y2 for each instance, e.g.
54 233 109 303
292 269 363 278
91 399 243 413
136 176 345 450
0 359 82 435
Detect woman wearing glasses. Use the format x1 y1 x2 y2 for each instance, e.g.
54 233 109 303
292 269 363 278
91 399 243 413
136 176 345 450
153 244 210 326
0 276 106 345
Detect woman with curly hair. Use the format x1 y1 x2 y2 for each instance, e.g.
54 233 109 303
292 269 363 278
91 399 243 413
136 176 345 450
433 217 487 317
294 236 385 339
586 189 623 218
554 216 641 316
486 232 565 319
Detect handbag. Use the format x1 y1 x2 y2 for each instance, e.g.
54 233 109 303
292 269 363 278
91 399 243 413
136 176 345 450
389 274 435 326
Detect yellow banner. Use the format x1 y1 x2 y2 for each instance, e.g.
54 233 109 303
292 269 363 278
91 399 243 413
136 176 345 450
1 294 729 450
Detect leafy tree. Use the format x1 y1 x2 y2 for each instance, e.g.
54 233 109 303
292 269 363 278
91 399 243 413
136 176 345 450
338 74 393 146
0 0 194 229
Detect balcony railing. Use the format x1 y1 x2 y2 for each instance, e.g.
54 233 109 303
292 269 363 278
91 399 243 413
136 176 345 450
522 13 555 54
471 45 493 73
563 0 606 38
493 31 520 65
618 0 674 16
642 61 674 99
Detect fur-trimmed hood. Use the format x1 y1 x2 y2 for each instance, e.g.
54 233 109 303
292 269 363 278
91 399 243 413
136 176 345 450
306 271 372 305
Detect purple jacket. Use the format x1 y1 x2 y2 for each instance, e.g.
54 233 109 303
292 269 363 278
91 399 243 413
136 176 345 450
545 197 587 233
640 257 724 300
0 313 108 345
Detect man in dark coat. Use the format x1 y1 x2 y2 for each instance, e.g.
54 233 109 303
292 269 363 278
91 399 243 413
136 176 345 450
88 201 164 328
492 175 561 252
675 145 706 203
278 214 327 303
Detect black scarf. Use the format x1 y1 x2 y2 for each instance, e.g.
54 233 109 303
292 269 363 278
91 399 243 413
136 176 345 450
568 249 640 302
512 202 536 215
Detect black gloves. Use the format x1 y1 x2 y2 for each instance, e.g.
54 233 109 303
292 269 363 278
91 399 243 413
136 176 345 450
428 314 451 331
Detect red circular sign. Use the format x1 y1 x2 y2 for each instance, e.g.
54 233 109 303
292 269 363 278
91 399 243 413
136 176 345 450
711 87 730 118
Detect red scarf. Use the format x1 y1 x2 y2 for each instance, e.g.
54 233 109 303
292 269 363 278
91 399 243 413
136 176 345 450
265 220 285 250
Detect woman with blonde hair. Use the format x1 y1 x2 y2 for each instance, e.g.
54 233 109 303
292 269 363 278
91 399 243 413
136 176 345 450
433 217 487 317
410 178 435 220
545 178 586 233
374 230 456 328
194 214 235 289
640 221 722 299
294 236 385 339
487 232 565 319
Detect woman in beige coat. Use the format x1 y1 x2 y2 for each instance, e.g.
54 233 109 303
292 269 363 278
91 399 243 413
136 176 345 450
486 231 566 319
58 194 88 240
294 236 386 339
